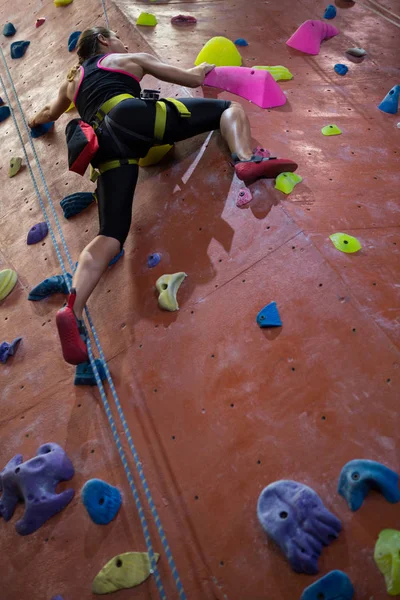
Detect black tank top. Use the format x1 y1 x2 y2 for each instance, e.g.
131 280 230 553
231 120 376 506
75 54 141 123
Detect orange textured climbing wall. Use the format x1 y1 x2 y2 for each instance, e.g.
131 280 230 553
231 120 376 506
0 0 399 599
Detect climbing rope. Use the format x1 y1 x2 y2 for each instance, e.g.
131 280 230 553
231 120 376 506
100 0 110 28
0 43 187 600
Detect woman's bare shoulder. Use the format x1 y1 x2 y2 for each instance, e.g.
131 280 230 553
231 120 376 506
100 53 144 79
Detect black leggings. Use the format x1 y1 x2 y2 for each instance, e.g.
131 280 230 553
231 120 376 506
94 97 231 248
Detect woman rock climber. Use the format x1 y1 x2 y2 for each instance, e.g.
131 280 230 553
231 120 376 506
28 27 297 365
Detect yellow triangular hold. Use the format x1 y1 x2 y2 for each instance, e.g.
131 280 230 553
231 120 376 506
139 144 173 167
54 0 73 6
329 232 362 253
252 65 293 81
195 36 242 67
136 12 157 26
92 552 160 594
0 269 17 301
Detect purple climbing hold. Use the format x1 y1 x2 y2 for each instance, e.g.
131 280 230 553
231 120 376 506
257 480 342 574
10 40 30 59
0 443 75 535
147 253 161 268
68 31 81 52
51 597 64 600
0 337 22 364
0 105 11 123
30 121 54 138
27 222 48 245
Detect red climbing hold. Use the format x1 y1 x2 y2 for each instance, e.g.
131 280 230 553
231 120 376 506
236 188 253 207
35 18 46 28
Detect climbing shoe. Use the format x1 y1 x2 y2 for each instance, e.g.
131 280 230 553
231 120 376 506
233 153 298 183
56 288 89 365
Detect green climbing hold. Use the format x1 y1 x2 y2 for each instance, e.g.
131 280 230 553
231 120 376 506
321 124 342 136
275 172 302 194
252 65 293 81
9 157 22 178
0 269 17 301
329 232 362 254
374 529 400 595
54 0 73 6
195 36 242 67
136 13 157 26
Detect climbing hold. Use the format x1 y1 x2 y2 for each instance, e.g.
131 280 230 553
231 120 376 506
8 156 22 178
0 97 4 105
30 121 54 138
35 18 46 28
81 479 122 524
378 85 400 115
334 63 349 76
338 459 400 511
204 67 286 109
74 359 107 386
329 232 361 253
60 192 95 219
324 5 337 19
257 480 341 574
374 529 400 595
234 38 248 46
256 301 282 327
3 23 16 37
171 15 197 24
195 36 242 67
10 41 30 59
321 124 342 136
346 47 366 58
28 273 72 301
147 253 161 268
252 65 293 81
275 172 303 194
156 272 187 311
54 0 73 6
68 31 81 52
286 20 339 55
65 102 75 113
0 106 11 123
92 552 160 594
0 443 74 535
0 269 17 301
108 249 124 267
139 144 173 166
0 337 22 364
236 188 252 207
136 13 157 26
27 222 49 245
301 570 354 600
51 597 64 600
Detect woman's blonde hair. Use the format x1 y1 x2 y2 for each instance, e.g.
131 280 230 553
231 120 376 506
67 27 112 81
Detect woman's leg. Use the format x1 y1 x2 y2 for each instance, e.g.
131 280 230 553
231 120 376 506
219 101 253 160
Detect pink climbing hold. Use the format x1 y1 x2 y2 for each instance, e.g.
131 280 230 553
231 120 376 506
286 20 339 55
35 17 46 28
236 188 252 207
171 15 197 24
204 67 286 109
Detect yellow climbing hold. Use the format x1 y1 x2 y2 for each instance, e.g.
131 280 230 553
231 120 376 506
195 36 242 67
92 552 159 594
252 65 293 81
54 0 73 6
321 124 342 136
8 157 22 178
156 272 187 311
0 269 17 301
136 13 157 26
275 172 302 194
374 529 400 596
65 102 75 113
329 232 362 254
139 144 173 167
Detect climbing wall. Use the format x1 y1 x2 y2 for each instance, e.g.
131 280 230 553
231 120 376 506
1 0 399 598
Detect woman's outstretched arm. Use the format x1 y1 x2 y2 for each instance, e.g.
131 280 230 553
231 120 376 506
125 53 214 88
28 80 72 128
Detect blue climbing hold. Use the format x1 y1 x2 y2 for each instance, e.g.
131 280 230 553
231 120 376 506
10 40 30 59
378 85 400 115
30 121 54 138
81 478 122 524
147 252 161 268
324 5 337 19
256 301 282 327
60 192 95 219
234 38 248 46
68 31 81 52
334 64 348 76
3 23 16 37
109 249 125 267
0 337 22 364
0 106 11 123
338 459 400 511
301 570 354 600
28 273 72 301
74 359 107 386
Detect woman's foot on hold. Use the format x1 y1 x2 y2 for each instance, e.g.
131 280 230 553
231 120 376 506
56 288 89 365
233 150 298 183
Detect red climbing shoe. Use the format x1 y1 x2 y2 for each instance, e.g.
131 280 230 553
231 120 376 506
56 289 89 365
235 156 298 183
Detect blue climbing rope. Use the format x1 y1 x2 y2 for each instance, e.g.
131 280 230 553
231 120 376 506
0 45 187 600
100 0 110 28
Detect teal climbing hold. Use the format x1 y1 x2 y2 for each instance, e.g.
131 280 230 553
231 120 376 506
3 23 16 37
81 479 122 524
256 301 282 327
30 122 54 138
0 97 4 106
11 40 30 59
28 273 72 301
74 359 107 386
68 31 81 52
378 85 400 115
0 106 11 123
60 192 95 218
